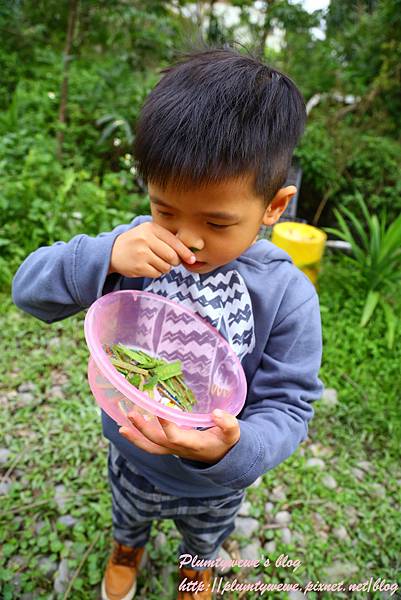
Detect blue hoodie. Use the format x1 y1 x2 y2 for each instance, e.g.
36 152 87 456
12 215 323 497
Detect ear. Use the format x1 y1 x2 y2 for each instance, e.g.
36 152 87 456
262 186 297 226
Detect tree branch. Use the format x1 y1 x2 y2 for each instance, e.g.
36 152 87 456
57 0 79 162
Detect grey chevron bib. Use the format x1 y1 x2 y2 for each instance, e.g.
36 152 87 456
144 264 255 362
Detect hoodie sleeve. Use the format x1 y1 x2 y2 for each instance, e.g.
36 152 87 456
178 292 324 489
12 215 151 324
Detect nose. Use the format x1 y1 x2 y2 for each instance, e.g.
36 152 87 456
176 228 205 252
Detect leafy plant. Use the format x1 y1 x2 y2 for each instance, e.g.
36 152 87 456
324 192 401 348
0 134 146 290
96 113 134 146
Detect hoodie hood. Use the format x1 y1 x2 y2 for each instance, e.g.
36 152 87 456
243 238 293 264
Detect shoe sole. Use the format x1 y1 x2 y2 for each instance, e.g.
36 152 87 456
100 548 147 600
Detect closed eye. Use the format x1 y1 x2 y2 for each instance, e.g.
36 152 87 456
157 210 230 229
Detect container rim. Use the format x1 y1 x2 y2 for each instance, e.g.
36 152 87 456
84 290 247 427
273 221 327 243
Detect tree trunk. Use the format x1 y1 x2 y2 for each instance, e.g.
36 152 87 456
57 0 79 162
257 0 275 59
207 0 220 44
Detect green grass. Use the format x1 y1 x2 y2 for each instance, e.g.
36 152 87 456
0 252 400 599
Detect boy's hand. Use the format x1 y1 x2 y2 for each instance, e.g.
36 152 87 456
119 409 241 464
108 222 196 277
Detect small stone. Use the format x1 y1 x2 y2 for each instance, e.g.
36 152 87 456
369 483 386 499
271 485 287 502
238 500 252 517
54 558 70 594
356 460 374 473
170 528 181 539
309 443 329 457
11 572 23 592
250 476 263 488
263 541 276 554
382 592 399 600
154 532 167 550
50 386 64 399
321 388 338 406
38 557 58 576
57 515 78 528
19 392 34 403
240 541 261 563
18 382 36 393
264 502 274 514
324 560 358 580
344 506 359 526
280 528 292 544
48 337 61 348
34 521 48 535
0 481 11 495
51 370 69 386
305 458 325 469
235 517 259 537
351 467 365 481
311 512 327 530
54 485 68 511
322 474 338 489
332 525 349 541
63 541 74 555
7 555 26 570
215 547 232 575
288 592 307 600
274 511 292 525
0 448 11 464
293 531 306 546
245 573 261 585
160 563 176 587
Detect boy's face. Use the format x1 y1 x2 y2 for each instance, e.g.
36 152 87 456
148 176 296 274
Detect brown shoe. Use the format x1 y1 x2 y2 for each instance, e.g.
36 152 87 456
177 566 214 599
101 541 147 600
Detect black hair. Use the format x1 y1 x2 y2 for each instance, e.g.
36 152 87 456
133 44 306 205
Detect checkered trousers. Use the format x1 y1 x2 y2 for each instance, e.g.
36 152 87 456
107 442 246 570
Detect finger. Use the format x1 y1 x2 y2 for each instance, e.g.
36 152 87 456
147 250 175 274
211 410 241 443
127 411 178 449
120 421 157 445
153 225 196 265
149 237 182 267
140 264 165 279
157 416 202 449
119 426 171 455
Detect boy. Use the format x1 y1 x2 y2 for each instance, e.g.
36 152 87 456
12 46 323 600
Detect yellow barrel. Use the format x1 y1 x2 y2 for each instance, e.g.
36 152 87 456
271 222 327 286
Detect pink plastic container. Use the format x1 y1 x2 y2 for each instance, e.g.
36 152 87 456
84 290 247 430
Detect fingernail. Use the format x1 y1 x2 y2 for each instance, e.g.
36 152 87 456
213 409 223 417
188 255 196 264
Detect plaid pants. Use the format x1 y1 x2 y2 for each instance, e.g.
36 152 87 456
107 442 246 569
